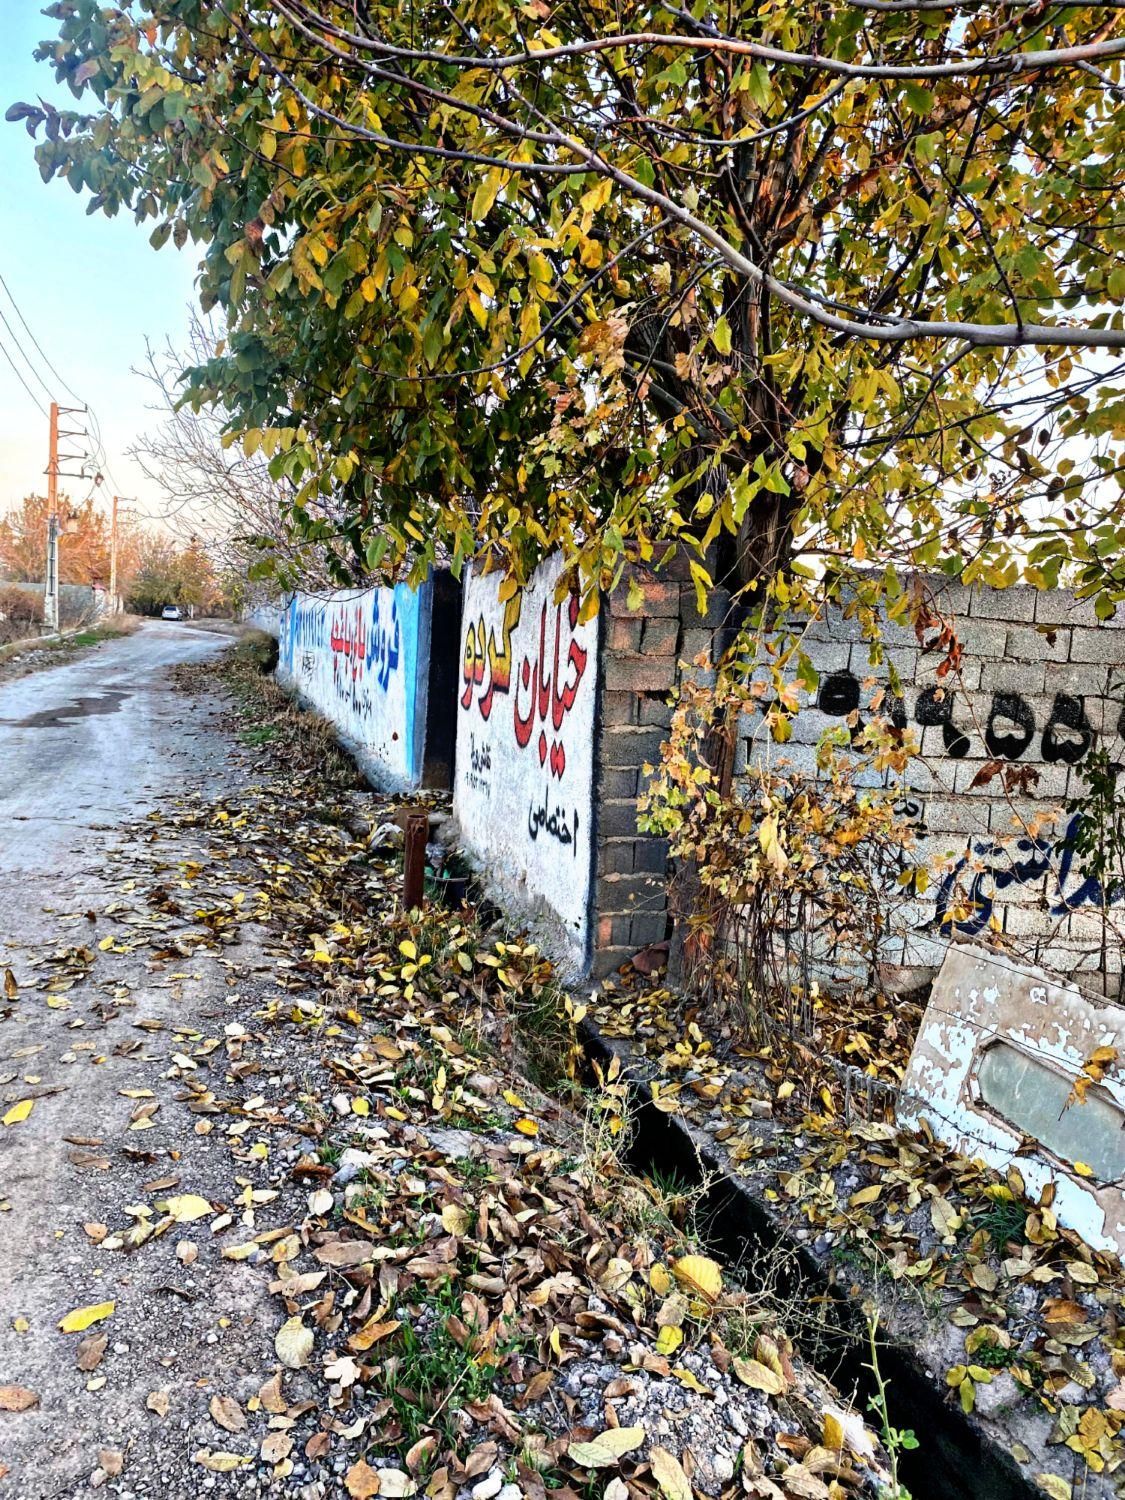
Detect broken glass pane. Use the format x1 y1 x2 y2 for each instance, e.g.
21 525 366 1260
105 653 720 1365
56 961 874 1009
976 1042 1125 1185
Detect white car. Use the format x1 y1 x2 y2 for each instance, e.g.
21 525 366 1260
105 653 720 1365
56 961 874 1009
161 605 182 621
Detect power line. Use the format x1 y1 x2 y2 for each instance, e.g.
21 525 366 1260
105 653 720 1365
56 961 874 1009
0 333 49 419
0 303 56 405
0 268 85 408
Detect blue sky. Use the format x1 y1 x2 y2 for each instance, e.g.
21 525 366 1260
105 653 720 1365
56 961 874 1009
0 7 199 530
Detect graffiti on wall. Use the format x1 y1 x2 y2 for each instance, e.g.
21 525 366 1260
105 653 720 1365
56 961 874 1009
278 584 428 787
454 556 598 972
814 670 1099 765
933 814 1125 937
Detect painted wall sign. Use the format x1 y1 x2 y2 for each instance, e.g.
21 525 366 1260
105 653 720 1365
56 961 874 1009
278 581 431 788
454 555 599 974
899 944 1125 1255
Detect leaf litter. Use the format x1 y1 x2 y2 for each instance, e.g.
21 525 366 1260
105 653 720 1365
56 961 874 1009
11 640 1106 1497
0 647 897 1498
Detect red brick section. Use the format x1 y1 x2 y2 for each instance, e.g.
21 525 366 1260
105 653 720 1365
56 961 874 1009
590 553 732 978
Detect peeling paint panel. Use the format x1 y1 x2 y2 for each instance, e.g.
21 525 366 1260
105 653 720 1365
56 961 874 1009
899 944 1125 1253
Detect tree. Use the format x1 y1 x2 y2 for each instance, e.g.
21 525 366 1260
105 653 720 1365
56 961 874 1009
13 0 1125 617
132 313 338 591
0 492 126 587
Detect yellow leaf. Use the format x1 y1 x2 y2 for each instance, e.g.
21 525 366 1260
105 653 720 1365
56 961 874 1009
671 1254 722 1302
822 1411 844 1450
514 1117 538 1136
655 1324 683 1355
58 1301 115 1334
161 1194 213 1224
193 1448 252 1472
732 1357 786 1395
352 1097 370 1117
649 1263 672 1295
649 1446 692 1500
1035 1476 1072 1499
2 1099 34 1126
567 1426 646 1468
850 1184 882 1207
1073 1161 1094 1178
441 1204 470 1236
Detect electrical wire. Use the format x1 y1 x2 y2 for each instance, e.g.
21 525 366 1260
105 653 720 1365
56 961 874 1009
0 269 86 409
0 332 49 419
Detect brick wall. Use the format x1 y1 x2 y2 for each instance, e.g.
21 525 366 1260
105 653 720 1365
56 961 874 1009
591 555 733 977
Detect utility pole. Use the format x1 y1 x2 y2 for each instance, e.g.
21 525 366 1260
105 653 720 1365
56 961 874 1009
40 401 99 631
44 401 60 631
109 495 119 613
108 497 135 615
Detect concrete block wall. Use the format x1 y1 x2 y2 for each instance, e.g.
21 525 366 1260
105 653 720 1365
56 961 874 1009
591 555 733 977
735 580 1125 992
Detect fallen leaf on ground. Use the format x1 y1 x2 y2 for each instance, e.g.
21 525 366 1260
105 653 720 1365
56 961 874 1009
0 1386 38 1412
2 1100 33 1127
75 1332 108 1371
671 1254 722 1301
161 1193 213 1223
568 1426 646 1468
345 1459 382 1498
147 1389 170 1418
274 1315 314 1369
209 1393 247 1433
58 1301 114 1334
649 1446 692 1500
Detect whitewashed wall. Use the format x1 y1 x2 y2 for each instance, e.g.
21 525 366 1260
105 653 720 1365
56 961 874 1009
278 582 431 789
455 555 599 974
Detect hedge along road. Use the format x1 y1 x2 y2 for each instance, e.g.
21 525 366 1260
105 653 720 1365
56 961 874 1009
0 620 292 1498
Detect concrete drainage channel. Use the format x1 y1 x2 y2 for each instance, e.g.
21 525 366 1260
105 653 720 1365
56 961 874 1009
578 1020 1041 1500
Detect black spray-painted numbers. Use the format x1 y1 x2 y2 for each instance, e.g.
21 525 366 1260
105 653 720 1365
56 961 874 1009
816 670 1097 764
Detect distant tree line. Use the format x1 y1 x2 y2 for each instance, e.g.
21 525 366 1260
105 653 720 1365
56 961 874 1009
0 493 240 617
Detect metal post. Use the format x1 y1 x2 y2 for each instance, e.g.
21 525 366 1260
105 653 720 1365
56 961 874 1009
403 811 429 911
44 402 60 631
44 513 59 632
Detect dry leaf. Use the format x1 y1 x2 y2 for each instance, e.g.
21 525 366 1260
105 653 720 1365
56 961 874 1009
0 1386 38 1412
345 1459 383 1498
274 1316 314 1369
568 1426 646 1468
76 1332 108 1372
161 1194 213 1223
147 1389 170 1418
193 1448 252 1472
209 1393 247 1433
649 1446 692 1500
732 1357 786 1395
2 1100 33 1127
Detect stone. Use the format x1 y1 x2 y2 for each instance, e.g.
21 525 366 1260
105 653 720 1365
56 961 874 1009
471 1471 503 1500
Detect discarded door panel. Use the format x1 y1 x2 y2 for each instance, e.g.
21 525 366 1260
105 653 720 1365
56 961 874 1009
898 944 1125 1255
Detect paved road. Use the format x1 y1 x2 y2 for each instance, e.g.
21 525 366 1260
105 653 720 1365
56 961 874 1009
0 621 232 906
0 622 287 1499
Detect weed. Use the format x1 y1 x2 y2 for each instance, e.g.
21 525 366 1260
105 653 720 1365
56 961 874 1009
865 1314 918 1500
975 1198 1029 1253
318 1141 342 1166
379 1280 528 1451
241 725 279 746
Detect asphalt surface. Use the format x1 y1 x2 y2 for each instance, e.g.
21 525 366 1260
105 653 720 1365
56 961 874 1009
0 621 232 914
0 622 293 1500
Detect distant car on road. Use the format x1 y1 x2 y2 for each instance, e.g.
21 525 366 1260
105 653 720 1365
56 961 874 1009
160 605 182 621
